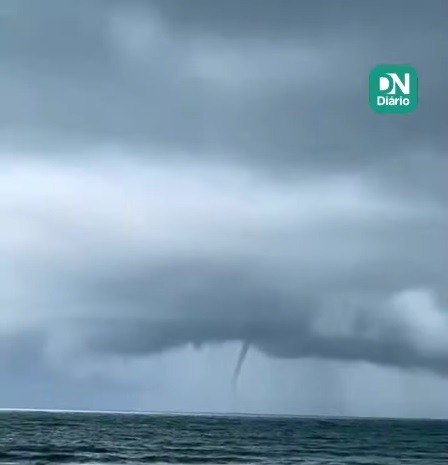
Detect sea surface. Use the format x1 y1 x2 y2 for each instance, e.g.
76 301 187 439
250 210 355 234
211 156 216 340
1 410 448 464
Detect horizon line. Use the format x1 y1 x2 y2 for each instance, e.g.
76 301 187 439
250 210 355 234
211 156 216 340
0 407 447 422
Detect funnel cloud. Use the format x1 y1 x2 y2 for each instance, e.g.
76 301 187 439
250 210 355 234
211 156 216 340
233 342 251 389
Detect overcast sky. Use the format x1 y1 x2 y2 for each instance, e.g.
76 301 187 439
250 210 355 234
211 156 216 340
1 0 448 418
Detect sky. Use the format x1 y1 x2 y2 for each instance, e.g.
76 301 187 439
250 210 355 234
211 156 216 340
1 0 448 418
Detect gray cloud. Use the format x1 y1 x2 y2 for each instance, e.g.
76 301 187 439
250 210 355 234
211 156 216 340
1 0 447 171
1 0 448 415
1 158 448 378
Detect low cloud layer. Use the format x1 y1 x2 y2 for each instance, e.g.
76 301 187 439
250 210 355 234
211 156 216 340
2 156 448 379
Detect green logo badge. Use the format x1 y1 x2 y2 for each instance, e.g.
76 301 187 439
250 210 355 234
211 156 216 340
369 65 418 114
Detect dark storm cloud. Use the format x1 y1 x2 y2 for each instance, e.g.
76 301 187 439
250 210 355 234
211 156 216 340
151 0 448 39
0 0 447 171
2 0 448 413
74 263 448 377
1 157 448 380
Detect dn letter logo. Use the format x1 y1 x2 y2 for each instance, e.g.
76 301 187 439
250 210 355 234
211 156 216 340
369 65 418 114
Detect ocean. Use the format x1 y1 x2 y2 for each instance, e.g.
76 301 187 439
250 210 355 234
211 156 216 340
1 410 447 464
